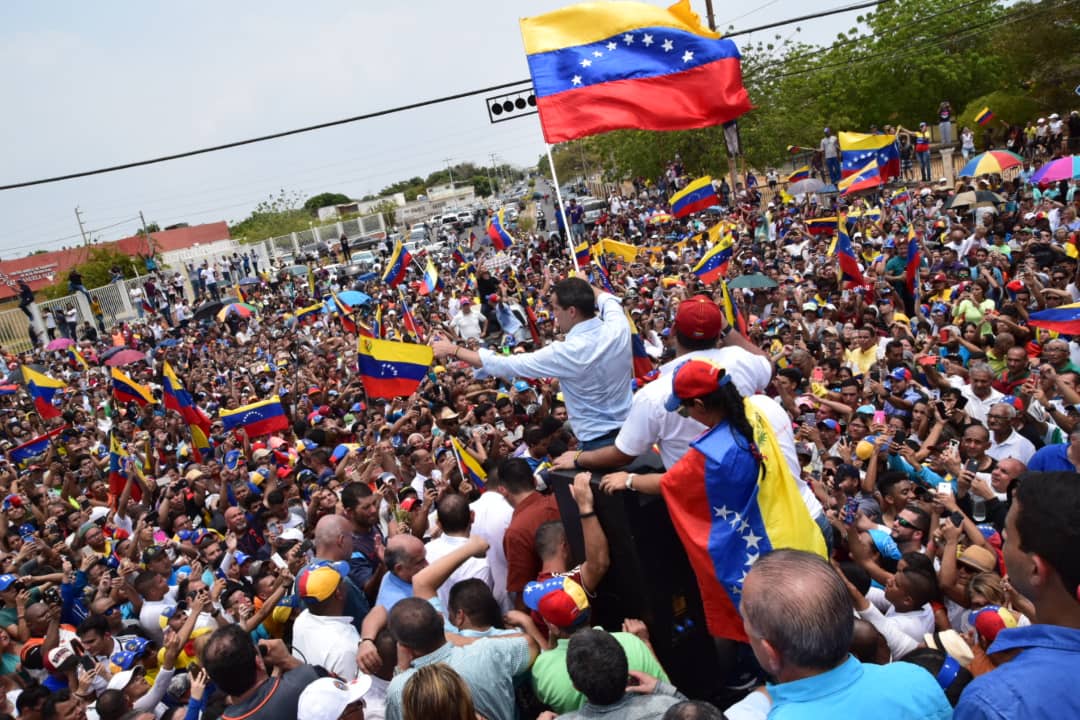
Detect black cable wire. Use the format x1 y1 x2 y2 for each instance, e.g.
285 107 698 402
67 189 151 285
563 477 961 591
0 0 899 193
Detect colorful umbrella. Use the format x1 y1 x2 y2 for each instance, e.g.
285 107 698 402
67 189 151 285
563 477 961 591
216 303 258 322
1030 155 1080 185
104 349 147 367
958 150 1023 178
45 337 75 351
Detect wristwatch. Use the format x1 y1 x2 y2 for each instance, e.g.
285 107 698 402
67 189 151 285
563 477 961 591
719 325 734 342
625 473 636 491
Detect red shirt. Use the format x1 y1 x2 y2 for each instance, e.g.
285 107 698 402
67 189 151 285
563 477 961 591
503 492 561 594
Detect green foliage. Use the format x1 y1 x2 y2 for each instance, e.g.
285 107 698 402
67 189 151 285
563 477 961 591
40 247 142 299
135 222 161 235
372 200 398 228
957 92 1043 133
229 189 310 242
303 193 352 215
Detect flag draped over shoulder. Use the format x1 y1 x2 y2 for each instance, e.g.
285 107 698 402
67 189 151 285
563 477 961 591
520 0 752 143
669 176 718 217
22 366 66 419
357 336 433 399
111 367 154 407
451 437 487 490
219 397 289 437
660 397 826 641
839 131 899 181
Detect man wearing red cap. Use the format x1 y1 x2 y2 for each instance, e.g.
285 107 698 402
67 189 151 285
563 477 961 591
552 294 773 473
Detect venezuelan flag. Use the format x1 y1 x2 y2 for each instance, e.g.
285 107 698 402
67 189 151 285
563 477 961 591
659 393 826 641
626 311 654 379
111 367 154 407
839 131 899 181
974 107 994 126
22 366 66 419
786 166 810 183
220 396 289 437
399 298 423 342
599 237 639 263
1028 302 1080 335
451 436 487 490
669 176 719 218
574 241 591 266
452 246 466 265
0 385 17 396
524 302 543 347
422 257 440 295
67 347 89 371
520 0 751 143
294 302 324 323
905 228 921 296
487 209 514 251
331 290 357 335
162 362 212 436
719 280 747 336
189 423 212 463
108 434 142 501
805 217 838 236
835 216 866 288
357 336 432 399
838 159 883 196
382 242 413 288
691 232 733 284
890 188 911 206
372 305 384 339
10 425 67 467
592 260 616 293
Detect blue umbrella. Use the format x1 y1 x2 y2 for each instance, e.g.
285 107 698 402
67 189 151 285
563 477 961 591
324 291 372 313
706 205 724 214
155 338 179 348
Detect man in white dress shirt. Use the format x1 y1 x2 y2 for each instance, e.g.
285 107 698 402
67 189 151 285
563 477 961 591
424 494 494 611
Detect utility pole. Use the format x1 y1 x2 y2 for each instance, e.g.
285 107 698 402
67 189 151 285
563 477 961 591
140 211 154 257
489 153 500 195
443 158 455 189
704 0 717 33
75 206 89 246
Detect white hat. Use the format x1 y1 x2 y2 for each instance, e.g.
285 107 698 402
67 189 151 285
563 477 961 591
924 629 974 668
89 506 111 524
107 667 144 691
1049 113 1059 120
298 676 372 720
278 528 304 543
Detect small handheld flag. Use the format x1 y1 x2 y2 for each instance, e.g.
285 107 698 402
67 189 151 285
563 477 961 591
974 107 994 126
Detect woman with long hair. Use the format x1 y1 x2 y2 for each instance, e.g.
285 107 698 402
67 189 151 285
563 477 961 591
401 663 481 720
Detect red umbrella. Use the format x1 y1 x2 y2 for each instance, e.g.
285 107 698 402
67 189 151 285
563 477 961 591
103 349 147 367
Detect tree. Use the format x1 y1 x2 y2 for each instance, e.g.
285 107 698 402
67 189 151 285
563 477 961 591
372 200 398 229
40 247 144 299
303 193 352 215
135 222 161 236
229 189 309 242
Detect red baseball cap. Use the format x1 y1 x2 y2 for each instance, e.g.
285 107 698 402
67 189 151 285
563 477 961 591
673 295 724 341
664 359 731 411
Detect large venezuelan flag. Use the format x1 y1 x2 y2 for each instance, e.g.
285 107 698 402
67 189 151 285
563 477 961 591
521 0 752 143
660 396 826 641
111 367 154 407
669 176 718 217
1028 302 1080 335
838 159 883 196
382 242 413 288
357 336 433 399
487 209 514 251
22 366 66 419
839 131 899 181
451 437 487 490
219 397 289 437
691 232 733 284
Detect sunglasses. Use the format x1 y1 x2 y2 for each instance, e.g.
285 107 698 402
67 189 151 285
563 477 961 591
895 517 919 531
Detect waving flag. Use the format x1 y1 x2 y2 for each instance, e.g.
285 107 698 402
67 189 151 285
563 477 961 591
487 209 514 251
162 362 212 437
838 159 883 196
452 246 466 265
890 188 911 206
373 305 384 339
1029 302 1080 335
10 425 67 467
111 367 154 407
786 166 810 183
189 423 212 463
599 237 639 263
905 227 921 296
592 260 616 293
669 176 719 218
839 131 899 181
382 242 413 288
294 302 324 324
331 290 357 335
421 258 440 295
574 241 591 266
22 366 66 419
805 217 838 236
691 232 733 284
520 0 751 143
108 434 144 501
357 336 433 399
835 215 866 288
67 347 89 371
661 393 826 641
974 107 994 126
451 436 487 490
399 298 423 342
220 397 289 437
719 280 747 336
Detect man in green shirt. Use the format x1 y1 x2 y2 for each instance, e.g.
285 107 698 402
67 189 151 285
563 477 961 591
526 575 669 714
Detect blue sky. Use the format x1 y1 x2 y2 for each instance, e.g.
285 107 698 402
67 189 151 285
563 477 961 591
0 0 858 256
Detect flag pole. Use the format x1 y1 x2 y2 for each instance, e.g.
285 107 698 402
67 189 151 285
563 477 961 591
545 144 580 272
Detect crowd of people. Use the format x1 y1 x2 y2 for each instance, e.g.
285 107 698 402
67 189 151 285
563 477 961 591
0 109 1078 720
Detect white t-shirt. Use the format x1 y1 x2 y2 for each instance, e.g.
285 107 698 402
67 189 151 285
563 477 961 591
291 611 360 680
424 534 494 611
470 491 514 612
450 310 484 340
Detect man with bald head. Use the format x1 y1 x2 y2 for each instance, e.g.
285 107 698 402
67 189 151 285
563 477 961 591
375 534 428 611
305 513 371 628
740 550 950 718
224 504 269 560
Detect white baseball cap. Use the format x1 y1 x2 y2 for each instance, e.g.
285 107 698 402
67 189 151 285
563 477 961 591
298 676 372 720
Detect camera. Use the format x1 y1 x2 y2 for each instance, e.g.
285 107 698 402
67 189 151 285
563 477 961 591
42 586 62 605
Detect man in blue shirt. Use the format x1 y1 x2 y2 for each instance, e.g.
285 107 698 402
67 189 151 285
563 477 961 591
1026 428 1080 472
741 550 951 719
375 534 427 611
954 471 1080 719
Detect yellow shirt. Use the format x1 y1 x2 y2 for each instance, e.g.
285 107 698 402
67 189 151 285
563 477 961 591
846 345 878 375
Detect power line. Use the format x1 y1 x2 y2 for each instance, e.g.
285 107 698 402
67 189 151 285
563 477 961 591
0 0 897 193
